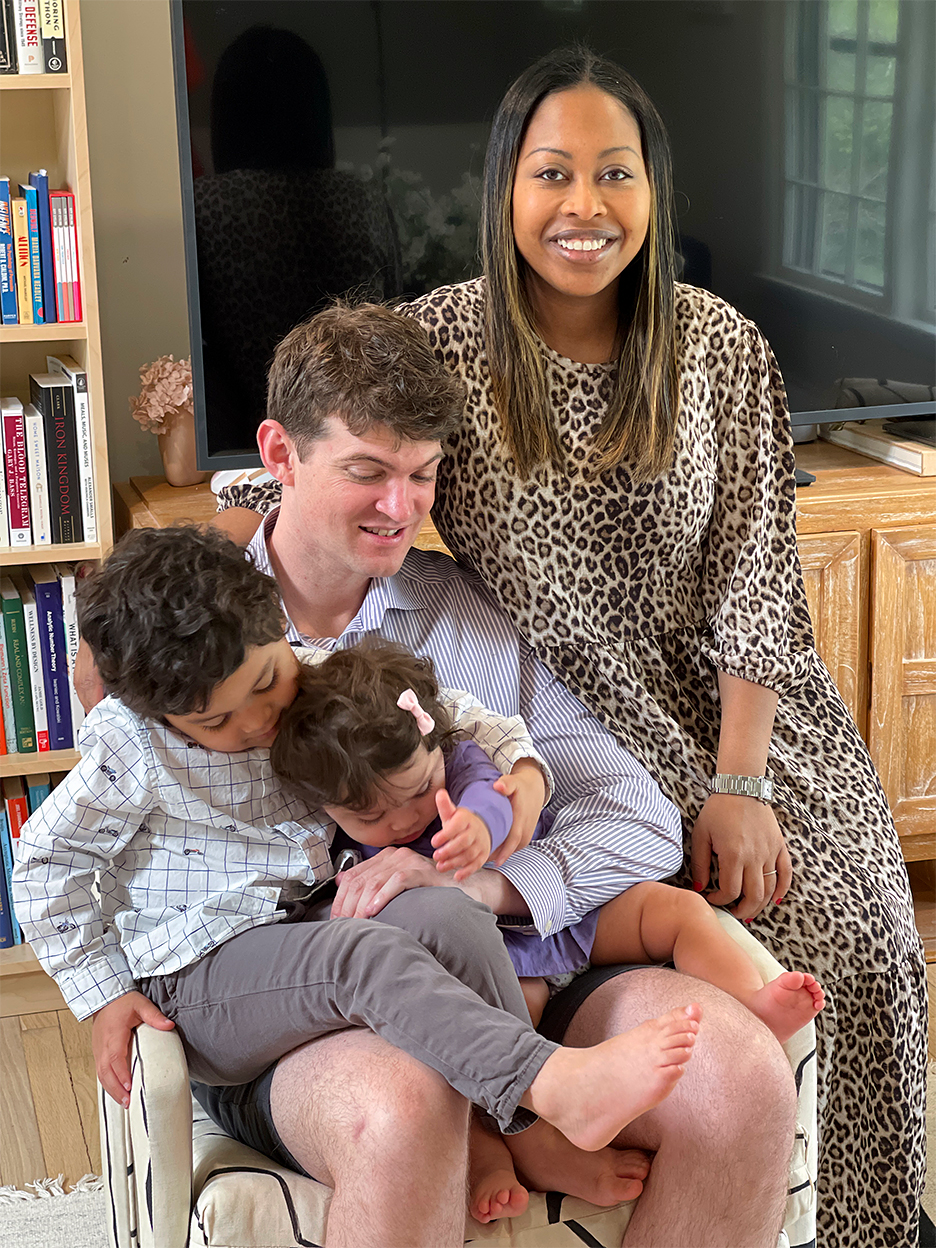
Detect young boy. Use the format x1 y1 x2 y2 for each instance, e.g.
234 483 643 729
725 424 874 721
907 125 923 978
12 526 701 1209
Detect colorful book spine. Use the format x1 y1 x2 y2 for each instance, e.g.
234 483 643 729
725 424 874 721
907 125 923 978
17 182 43 322
0 578 35 752
23 403 50 546
39 0 65 71
0 810 21 944
46 354 95 541
0 0 18 72
50 190 80 321
0 463 8 550
17 578 49 752
11 197 33 325
28 566 72 750
0 817 14 948
25 771 51 812
30 372 82 542
53 562 83 736
11 0 40 73
0 177 16 326
2 775 29 837
29 170 56 326
2 397 31 547
0 619 17 752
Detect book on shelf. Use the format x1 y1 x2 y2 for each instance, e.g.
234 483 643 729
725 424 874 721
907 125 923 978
819 420 936 477
11 0 40 74
17 181 44 323
39 0 65 72
0 616 16 753
2 396 31 547
0 178 16 326
0 580 34 752
25 770 50 812
50 189 80 322
0 811 15 948
47 354 95 540
30 372 83 542
27 565 72 750
15 575 50 752
23 401 51 545
53 561 83 735
11 197 32 325
0 0 17 73
2 774 28 837
29 170 56 325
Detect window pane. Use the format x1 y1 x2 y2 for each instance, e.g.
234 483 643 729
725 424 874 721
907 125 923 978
865 52 896 97
859 101 892 198
827 45 857 91
828 0 858 39
868 0 899 43
820 191 851 278
855 200 886 289
824 96 854 192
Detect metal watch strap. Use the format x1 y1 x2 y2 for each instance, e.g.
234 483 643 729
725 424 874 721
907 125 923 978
710 773 774 802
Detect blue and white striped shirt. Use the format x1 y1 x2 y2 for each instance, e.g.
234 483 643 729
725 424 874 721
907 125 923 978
251 511 684 940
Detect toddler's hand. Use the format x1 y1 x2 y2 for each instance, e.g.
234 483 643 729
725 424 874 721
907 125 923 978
491 758 546 864
432 789 492 881
92 990 175 1107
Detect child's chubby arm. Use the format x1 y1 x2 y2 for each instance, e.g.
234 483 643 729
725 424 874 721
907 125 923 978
430 789 493 882
436 687 551 864
12 704 161 1098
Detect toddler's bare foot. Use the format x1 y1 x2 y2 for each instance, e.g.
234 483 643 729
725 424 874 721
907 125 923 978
468 1116 529 1224
748 971 824 1043
506 1118 649 1206
526 1003 702 1151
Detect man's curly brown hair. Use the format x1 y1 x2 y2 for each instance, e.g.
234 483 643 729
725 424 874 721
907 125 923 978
271 638 454 812
77 525 286 719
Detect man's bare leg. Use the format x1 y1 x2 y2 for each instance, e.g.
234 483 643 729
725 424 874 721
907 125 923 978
271 1029 470 1248
562 968 796 1248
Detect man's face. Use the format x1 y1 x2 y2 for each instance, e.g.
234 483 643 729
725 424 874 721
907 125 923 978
278 417 443 582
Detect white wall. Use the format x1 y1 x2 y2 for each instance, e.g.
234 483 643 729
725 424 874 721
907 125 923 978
81 0 191 486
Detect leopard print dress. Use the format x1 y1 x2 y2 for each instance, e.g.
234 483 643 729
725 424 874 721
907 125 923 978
403 279 926 1248
219 277 926 1247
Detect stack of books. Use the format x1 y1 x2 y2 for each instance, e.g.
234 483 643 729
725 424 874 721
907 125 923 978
1 173 81 325
0 562 84 760
2 356 96 547
0 770 66 947
0 0 67 75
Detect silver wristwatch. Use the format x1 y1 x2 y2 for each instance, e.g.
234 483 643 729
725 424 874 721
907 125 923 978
711 773 774 802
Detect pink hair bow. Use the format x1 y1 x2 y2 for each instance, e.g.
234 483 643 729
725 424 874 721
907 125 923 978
397 689 435 736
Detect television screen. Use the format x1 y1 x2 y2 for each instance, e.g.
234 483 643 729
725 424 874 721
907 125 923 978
172 0 935 469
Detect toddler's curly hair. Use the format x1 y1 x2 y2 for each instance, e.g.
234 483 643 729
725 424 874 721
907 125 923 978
272 638 454 811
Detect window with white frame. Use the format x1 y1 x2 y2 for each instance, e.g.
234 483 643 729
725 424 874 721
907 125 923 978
782 0 935 325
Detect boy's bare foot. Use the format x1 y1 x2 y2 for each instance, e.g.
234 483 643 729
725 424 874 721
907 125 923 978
525 1003 702 1152
468 1116 529 1224
748 971 824 1044
506 1119 649 1206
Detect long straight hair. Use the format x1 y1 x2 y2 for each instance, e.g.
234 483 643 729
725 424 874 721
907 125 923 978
481 46 680 481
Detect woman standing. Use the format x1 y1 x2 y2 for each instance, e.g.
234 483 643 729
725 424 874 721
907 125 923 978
401 48 925 1248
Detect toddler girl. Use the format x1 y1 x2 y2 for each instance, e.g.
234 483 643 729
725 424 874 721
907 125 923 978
273 638 823 1221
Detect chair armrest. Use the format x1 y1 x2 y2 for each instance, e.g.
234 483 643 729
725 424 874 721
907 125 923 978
98 1023 192 1248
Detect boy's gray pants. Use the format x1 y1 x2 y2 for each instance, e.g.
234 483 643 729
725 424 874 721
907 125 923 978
142 888 557 1133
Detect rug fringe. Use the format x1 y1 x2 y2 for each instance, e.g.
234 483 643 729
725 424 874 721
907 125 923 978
0 1174 104 1204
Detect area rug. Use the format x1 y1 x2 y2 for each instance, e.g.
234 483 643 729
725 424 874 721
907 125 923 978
0 1175 107 1248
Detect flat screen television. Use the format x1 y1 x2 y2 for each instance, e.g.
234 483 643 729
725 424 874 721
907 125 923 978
171 0 935 470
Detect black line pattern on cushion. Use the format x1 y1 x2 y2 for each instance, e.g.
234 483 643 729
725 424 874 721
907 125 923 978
566 1220 607 1247
546 1191 564 1223
199 1167 323 1247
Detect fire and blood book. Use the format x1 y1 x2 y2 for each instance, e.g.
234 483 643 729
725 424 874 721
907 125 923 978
30 372 83 543
2 397 31 547
46 354 94 541
29 170 56 325
0 178 16 325
39 0 65 72
11 198 32 325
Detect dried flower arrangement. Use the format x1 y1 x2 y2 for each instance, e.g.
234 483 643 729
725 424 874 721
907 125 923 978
129 355 194 436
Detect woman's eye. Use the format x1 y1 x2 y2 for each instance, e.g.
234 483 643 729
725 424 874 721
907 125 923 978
203 717 229 733
602 168 632 182
538 168 567 182
258 672 279 694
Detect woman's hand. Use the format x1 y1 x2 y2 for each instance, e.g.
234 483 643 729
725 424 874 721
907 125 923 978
92 991 175 1107
489 758 546 865
431 790 492 881
330 847 457 919
690 794 792 920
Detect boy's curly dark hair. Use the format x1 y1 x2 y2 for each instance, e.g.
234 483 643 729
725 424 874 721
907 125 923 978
77 525 286 719
272 638 454 811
